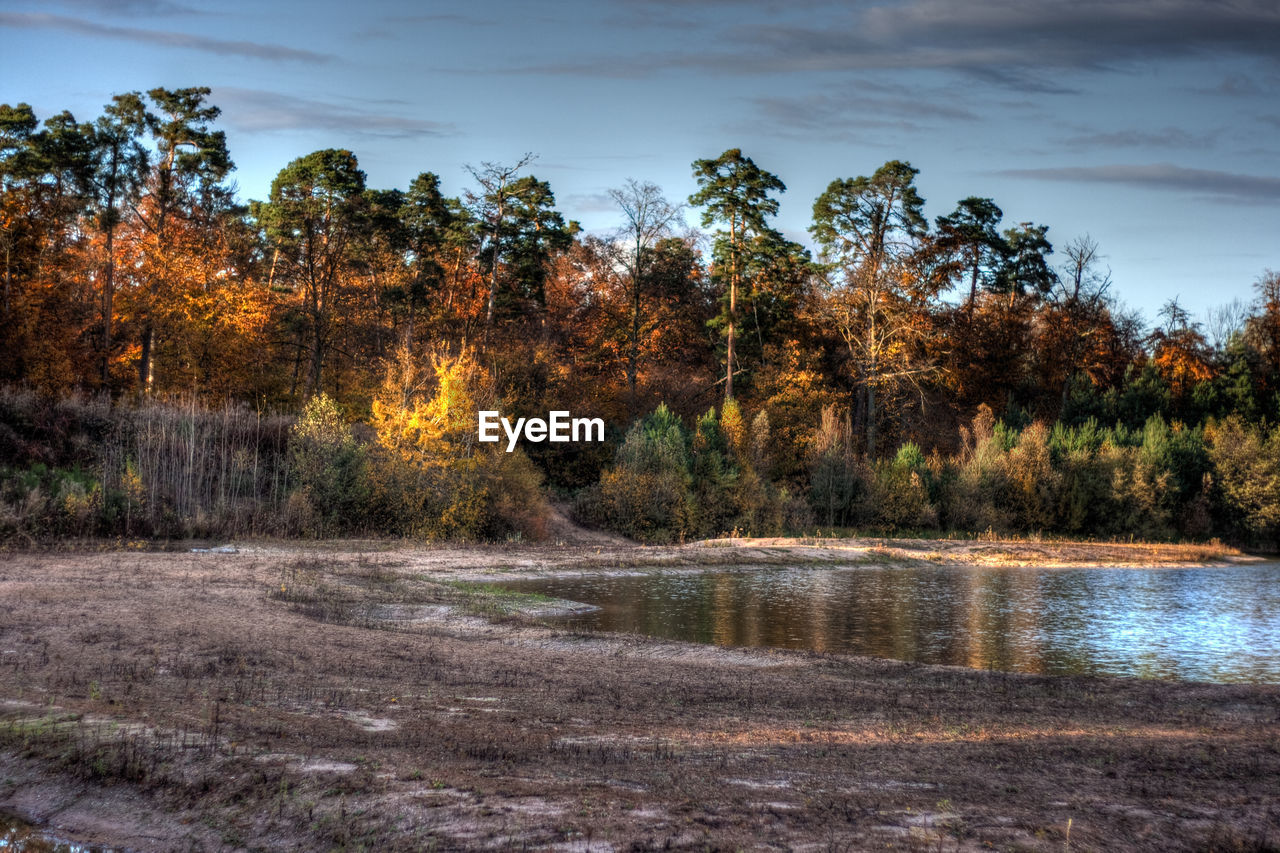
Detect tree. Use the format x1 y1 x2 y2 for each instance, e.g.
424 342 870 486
466 154 529 331
0 104 40 351
86 93 148 386
995 222 1056 303
810 160 936 456
133 87 233 394
394 172 452 348
255 148 367 399
1044 234 1114 408
608 178 683 411
689 149 785 400
465 157 572 334
0 106 97 389
1247 269 1280 412
1150 298 1213 410
499 175 573 314
934 196 1006 313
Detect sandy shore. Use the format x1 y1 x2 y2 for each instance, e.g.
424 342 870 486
0 538 1276 851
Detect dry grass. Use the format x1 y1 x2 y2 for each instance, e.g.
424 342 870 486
0 543 1276 851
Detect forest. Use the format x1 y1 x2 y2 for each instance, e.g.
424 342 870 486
2 87 1278 547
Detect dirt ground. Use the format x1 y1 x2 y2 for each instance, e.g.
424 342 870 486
0 538 1277 851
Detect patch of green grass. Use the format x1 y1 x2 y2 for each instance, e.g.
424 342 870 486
436 580 562 618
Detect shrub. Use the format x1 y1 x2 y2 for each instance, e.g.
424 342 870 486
367 347 548 541
579 404 693 542
288 394 369 535
1206 417 1280 548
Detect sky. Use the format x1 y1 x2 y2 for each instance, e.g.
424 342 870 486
3 0 1279 325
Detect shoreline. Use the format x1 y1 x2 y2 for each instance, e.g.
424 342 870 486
1 539 1277 851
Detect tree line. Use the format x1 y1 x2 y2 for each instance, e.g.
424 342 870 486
2 88 1278 546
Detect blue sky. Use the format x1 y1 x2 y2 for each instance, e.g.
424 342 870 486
3 0 1279 324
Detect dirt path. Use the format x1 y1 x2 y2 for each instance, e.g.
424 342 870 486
543 501 633 546
0 542 1276 851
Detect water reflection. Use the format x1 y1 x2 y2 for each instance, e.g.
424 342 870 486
502 563 1280 683
0 812 114 852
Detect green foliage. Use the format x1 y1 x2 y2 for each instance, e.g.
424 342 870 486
581 400 789 542
807 406 862 528
581 404 692 543
287 394 369 535
869 446 934 529
1206 418 1280 548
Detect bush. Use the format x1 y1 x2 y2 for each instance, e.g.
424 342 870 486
366 348 548 541
288 394 369 535
579 404 693 542
1206 417 1280 548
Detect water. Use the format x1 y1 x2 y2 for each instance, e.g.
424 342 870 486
0 813 113 852
501 563 1280 683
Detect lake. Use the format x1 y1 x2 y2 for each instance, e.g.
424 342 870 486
500 562 1280 683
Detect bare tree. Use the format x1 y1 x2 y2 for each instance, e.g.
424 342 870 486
1205 298 1250 353
1050 235 1115 407
1056 234 1111 308
608 179 684 412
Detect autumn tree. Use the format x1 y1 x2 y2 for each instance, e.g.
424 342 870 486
0 105 96 389
689 149 785 400
1042 235 1114 409
130 87 233 394
85 93 148 386
0 103 50 382
1150 298 1214 411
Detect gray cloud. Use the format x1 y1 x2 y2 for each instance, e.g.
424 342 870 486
382 13 494 25
0 12 333 62
1061 127 1220 151
564 192 618 214
725 1 1280 83
752 86 981 133
213 88 456 138
999 163 1280 203
51 0 200 13
517 0 1280 91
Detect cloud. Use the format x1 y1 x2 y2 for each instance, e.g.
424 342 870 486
0 12 333 62
1061 127 1219 151
752 85 980 132
49 0 200 14
1206 72 1266 96
212 88 456 139
515 0 1280 91
564 192 618 214
382 12 494 25
735 77 981 141
999 163 1280 203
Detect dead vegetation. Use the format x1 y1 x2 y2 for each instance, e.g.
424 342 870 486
0 543 1276 851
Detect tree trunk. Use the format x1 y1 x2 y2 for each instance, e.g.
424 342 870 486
628 254 640 413
726 218 738 400
139 323 154 394
866 382 877 459
101 223 115 386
